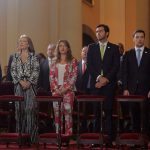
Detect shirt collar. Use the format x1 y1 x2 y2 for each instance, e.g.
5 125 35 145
82 59 86 64
99 41 108 47
135 46 144 52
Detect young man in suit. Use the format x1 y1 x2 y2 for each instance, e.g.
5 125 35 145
87 24 120 145
122 29 150 135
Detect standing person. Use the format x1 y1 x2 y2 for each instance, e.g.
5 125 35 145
75 46 90 132
76 46 90 94
117 42 124 89
50 40 77 136
122 29 150 135
6 41 22 82
11 34 40 143
87 24 120 145
38 43 56 95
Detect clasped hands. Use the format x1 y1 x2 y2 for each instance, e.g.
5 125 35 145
55 86 68 96
19 80 31 90
95 76 109 88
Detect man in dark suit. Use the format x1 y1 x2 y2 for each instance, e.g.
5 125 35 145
76 46 90 94
76 46 90 132
122 29 150 134
38 43 56 95
87 24 120 144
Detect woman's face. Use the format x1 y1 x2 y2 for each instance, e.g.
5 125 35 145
18 37 29 50
58 42 68 55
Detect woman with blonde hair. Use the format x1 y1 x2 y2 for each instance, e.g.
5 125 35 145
11 34 40 143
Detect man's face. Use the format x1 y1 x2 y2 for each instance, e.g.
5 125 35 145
96 26 108 42
47 45 55 58
81 47 88 60
133 32 145 48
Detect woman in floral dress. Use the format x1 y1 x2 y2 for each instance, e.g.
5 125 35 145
50 40 77 136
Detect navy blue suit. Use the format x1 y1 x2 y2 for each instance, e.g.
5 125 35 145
87 42 120 138
122 47 150 132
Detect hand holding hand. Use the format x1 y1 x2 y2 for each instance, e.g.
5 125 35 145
123 90 130 96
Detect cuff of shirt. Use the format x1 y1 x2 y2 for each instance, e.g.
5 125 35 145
96 75 102 82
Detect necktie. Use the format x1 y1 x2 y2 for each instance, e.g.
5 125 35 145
136 49 141 66
100 44 105 59
100 44 105 75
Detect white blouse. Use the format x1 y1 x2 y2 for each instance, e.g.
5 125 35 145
57 63 66 85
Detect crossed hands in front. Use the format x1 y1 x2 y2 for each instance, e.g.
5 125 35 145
95 76 109 89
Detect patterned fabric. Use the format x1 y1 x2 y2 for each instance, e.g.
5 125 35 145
11 52 40 143
50 58 77 135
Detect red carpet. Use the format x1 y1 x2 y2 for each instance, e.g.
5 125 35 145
0 142 150 150
0 141 149 149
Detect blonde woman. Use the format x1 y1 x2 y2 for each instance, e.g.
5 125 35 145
11 34 40 143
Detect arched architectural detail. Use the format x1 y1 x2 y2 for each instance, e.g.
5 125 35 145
82 24 96 46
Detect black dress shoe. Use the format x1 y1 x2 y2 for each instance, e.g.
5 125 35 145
91 144 101 148
106 142 113 148
141 145 148 150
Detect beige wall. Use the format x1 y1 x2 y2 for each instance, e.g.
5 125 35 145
0 0 7 73
125 0 150 50
0 0 149 75
82 0 100 33
83 0 150 51
100 0 125 45
0 0 82 75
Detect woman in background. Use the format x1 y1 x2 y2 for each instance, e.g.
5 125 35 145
11 34 40 143
50 40 77 136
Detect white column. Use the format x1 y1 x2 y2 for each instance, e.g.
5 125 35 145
0 0 7 73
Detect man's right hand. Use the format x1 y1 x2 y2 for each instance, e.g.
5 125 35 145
123 90 130 96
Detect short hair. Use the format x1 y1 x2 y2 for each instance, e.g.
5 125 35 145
96 24 110 33
132 29 145 37
96 24 110 37
47 43 56 50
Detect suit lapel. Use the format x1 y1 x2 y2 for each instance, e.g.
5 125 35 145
103 42 111 60
140 47 148 67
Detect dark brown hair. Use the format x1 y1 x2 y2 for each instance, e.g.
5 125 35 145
55 40 73 63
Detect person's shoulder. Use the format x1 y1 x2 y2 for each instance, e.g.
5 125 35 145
144 47 150 51
88 42 98 48
123 48 134 57
12 52 20 58
72 57 78 63
107 42 118 48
